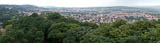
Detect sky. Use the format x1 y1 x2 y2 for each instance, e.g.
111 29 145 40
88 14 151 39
0 0 160 7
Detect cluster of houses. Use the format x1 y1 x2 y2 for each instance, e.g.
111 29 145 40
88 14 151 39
62 12 159 24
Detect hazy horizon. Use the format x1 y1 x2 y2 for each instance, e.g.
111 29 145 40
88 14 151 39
0 0 160 7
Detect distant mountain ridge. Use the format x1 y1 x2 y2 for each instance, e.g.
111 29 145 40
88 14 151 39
0 5 45 12
1 4 160 9
0 5 38 8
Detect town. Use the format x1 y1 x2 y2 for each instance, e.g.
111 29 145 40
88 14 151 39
1 5 160 24
62 12 158 24
19 6 160 23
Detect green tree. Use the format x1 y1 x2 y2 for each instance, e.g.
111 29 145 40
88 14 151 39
48 22 80 43
112 19 127 28
63 27 92 43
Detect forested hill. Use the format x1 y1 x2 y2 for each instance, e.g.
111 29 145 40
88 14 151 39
0 5 49 29
0 5 46 23
0 6 20 22
0 5 41 11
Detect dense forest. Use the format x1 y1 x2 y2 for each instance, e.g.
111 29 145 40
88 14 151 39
0 12 160 43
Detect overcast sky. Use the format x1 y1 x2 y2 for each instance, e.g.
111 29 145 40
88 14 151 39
0 0 160 7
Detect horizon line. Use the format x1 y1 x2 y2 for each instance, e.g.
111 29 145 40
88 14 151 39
0 4 160 8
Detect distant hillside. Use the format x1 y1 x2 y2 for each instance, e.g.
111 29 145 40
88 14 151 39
0 6 21 22
0 5 46 12
0 5 40 22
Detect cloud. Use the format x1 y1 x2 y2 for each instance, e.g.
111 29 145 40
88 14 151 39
113 0 160 6
0 0 160 7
